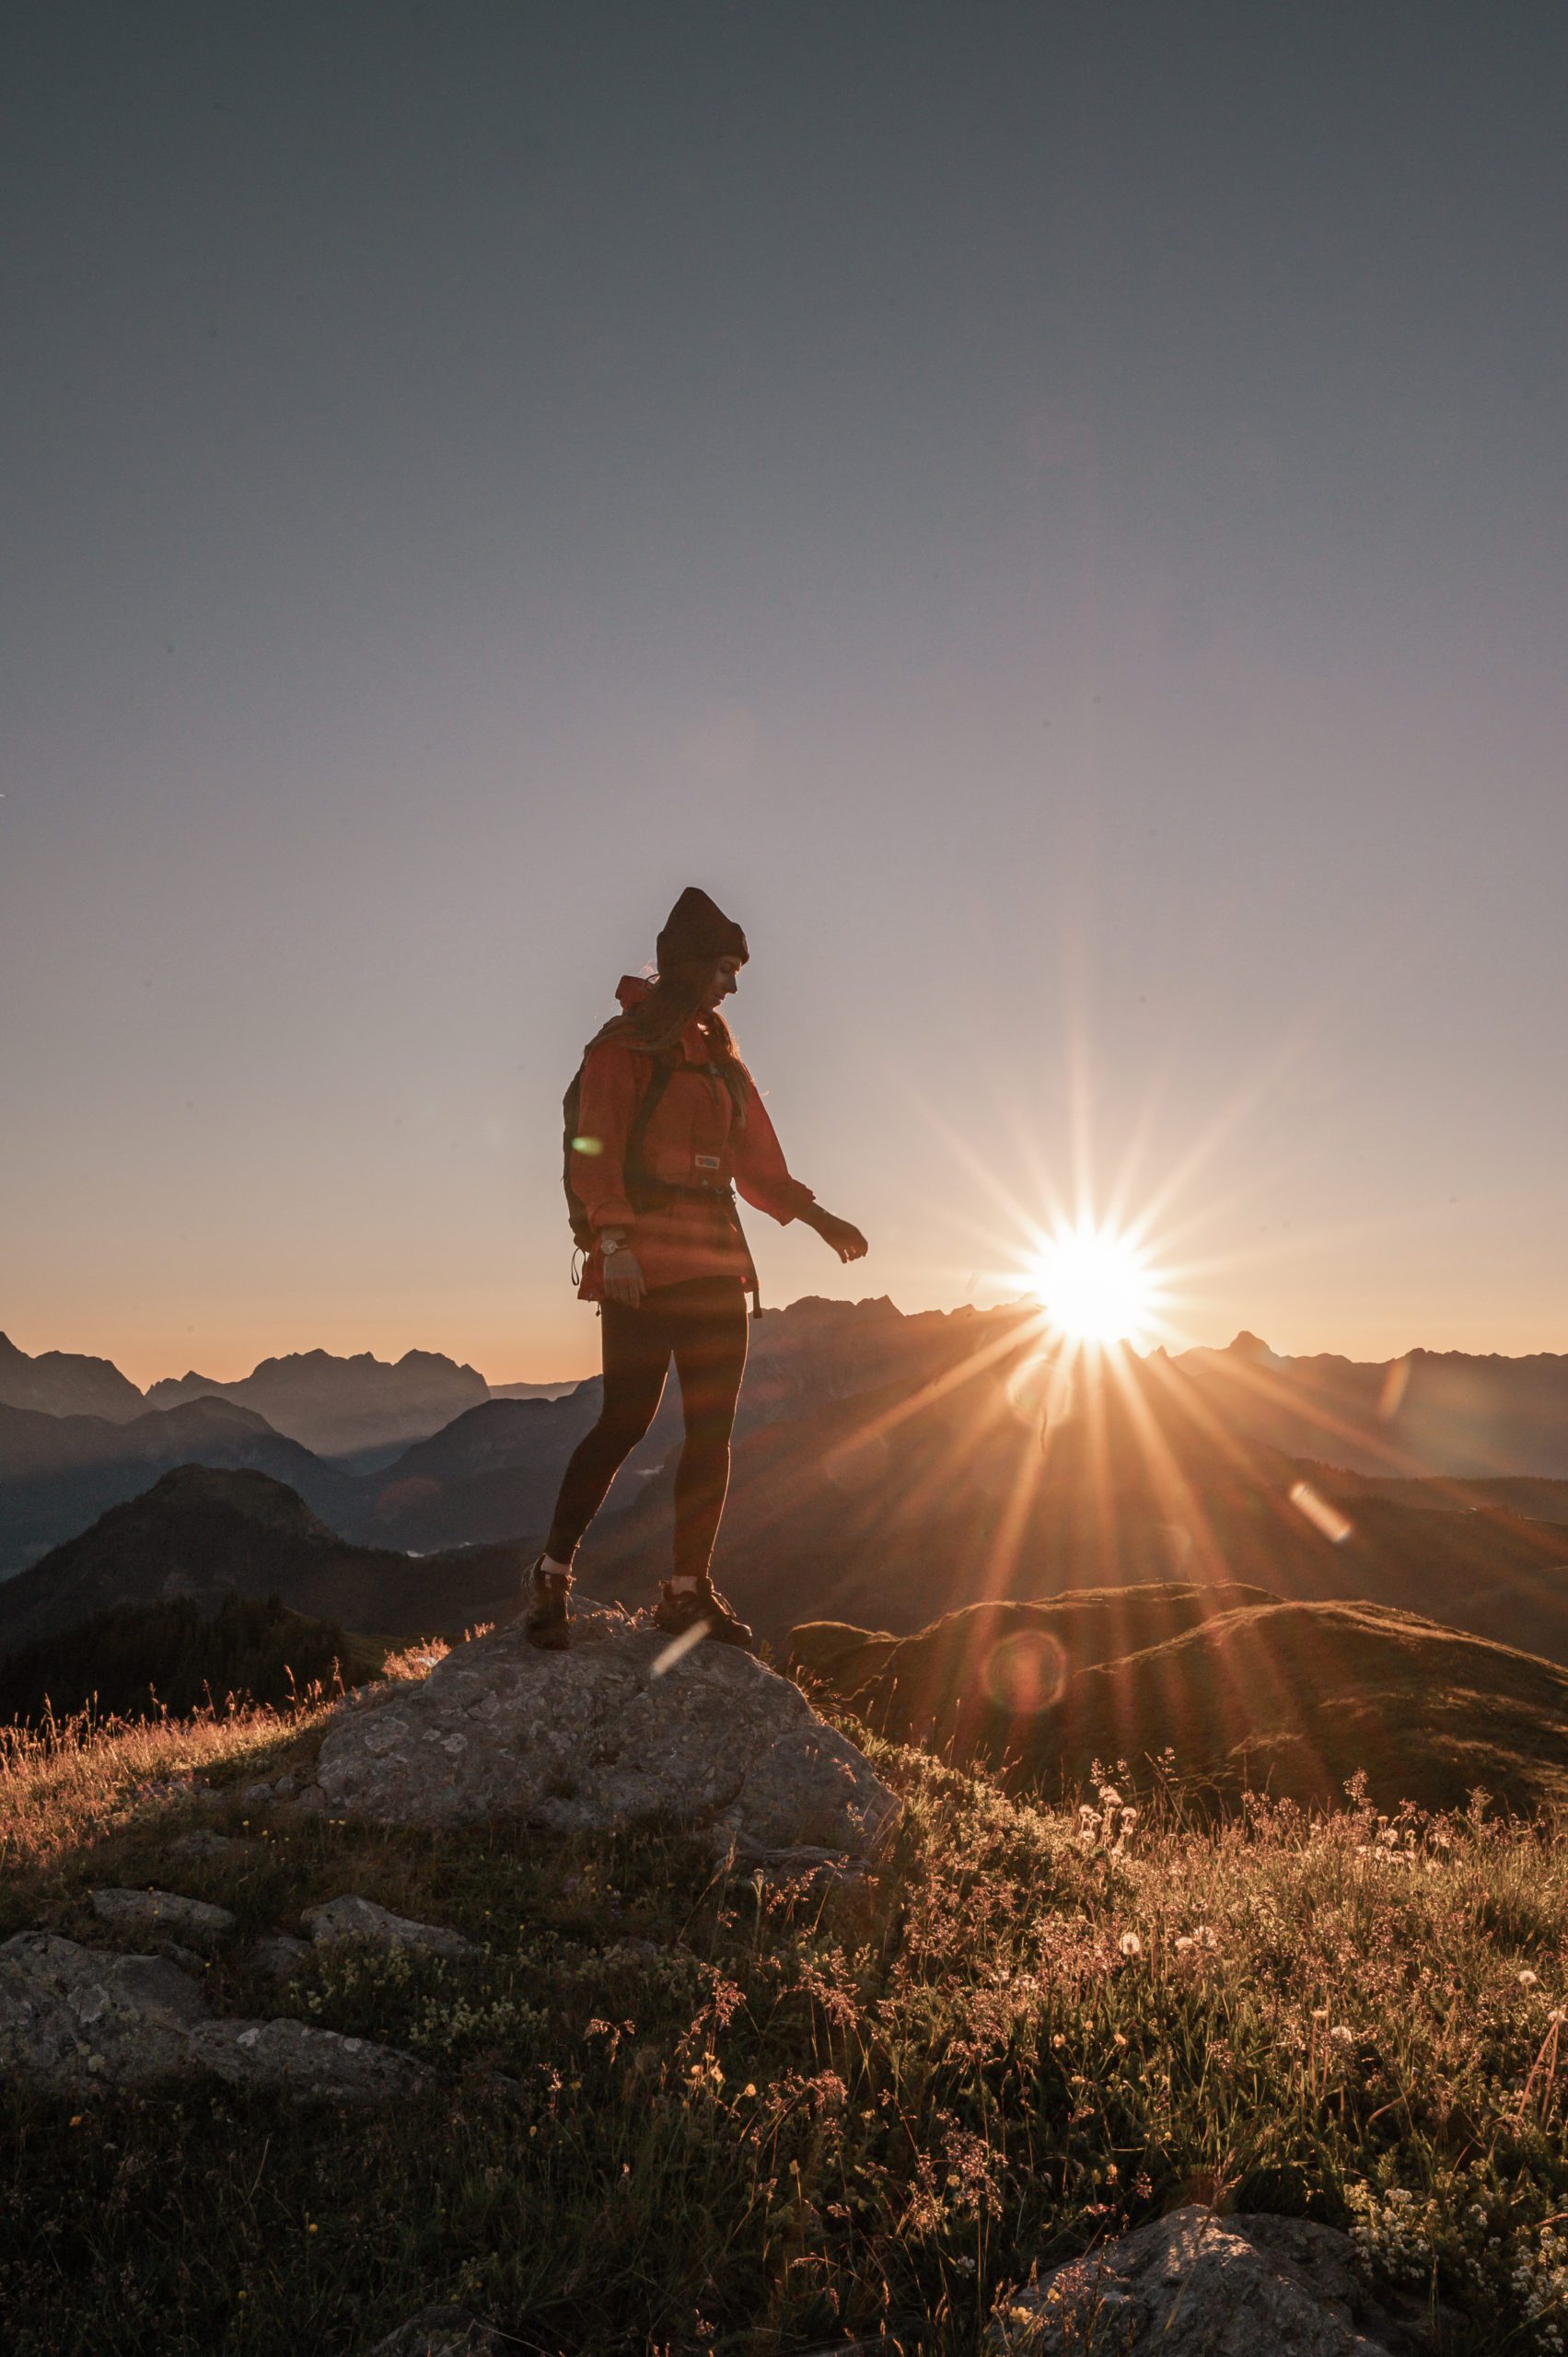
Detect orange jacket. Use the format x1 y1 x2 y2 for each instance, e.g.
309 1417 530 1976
570 986 815 1300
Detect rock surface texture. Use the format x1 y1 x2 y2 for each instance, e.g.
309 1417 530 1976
304 1895 478 1958
993 2207 1426 2355
90 1887 236 1941
0 1933 426 2101
308 1610 900 1859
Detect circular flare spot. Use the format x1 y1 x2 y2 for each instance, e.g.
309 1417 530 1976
982 1629 1068 1716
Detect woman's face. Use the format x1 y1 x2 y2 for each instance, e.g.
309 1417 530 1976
705 956 742 1009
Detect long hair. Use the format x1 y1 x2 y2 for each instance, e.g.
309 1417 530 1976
591 963 750 1116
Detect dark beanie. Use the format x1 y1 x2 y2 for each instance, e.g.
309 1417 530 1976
656 886 749 972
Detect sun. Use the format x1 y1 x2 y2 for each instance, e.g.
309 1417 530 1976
1025 1222 1157 1348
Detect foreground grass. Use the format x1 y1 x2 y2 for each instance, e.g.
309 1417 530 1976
6 1701 1568 2351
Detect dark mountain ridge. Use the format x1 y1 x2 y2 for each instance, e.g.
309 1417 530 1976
0 1466 527 1652
0 1332 144 1422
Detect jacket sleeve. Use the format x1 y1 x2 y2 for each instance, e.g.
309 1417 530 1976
732 1076 817 1225
570 1040 643 1232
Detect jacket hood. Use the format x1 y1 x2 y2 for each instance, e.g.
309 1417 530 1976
615 973 655 1012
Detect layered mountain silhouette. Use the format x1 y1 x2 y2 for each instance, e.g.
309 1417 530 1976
791 1583 1568 1816
144 1347 489 1456
0 1398 357 1576
0 1466 526 1652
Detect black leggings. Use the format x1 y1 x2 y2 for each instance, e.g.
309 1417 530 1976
546 1277 749 1584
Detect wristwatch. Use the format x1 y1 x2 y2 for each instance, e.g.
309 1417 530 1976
600 1234 625 1257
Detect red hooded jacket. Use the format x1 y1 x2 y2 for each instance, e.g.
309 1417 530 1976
569 978 816 1301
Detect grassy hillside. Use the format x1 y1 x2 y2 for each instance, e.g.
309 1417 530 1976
7 1674 1568 2351
792 1585 1568 1814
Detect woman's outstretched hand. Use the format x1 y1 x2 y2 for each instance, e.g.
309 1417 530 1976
808 1208 869 1263
601 1248 647 1306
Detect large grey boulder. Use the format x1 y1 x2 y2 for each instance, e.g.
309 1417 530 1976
0 1932 425 2102
308 1610 900 1859
993 2207 1425 2355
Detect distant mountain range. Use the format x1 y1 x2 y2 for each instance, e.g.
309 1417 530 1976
1175 1329 1568 1480
6 1304 1568 1674
0 1334 505 1457
0 1332 144 1422
143 1348 489 1456
0 1395 357 1575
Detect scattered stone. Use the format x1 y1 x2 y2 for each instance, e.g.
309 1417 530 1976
241 1780 274 1805
308 1608 900 1862
273 1771 299 1797
363 2306 513 2356
191 2014 427 2102
992 2206 1429 2355
165 1829 251 1863
0 1932 426 2102
90 1888 235 1941
249 1932 311 1982
303 1895 479 1959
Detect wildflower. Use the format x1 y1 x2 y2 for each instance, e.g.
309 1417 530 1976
1193 1925 1219 1950
307 2223 319 2235
1175 1936 1195 1956
1330 2025 1354 2049
742 2083 757 2097
1520 1970 1540 1990
1119 1931 1142 1958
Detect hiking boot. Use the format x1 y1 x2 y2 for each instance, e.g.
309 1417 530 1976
523 1560 572 1652
655 1579 757 1653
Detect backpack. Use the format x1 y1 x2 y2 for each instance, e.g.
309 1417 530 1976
561 1045 679 1252
561 1042 761 1311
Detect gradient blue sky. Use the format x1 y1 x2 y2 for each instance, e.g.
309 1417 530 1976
5 3 1566 1386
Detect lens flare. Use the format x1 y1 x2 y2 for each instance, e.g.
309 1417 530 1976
1025 1222 1158 1347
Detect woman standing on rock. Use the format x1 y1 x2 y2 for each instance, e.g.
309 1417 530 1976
525 886 868 1654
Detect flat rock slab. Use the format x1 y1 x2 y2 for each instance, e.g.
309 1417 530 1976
304 1895 479 1958
0 1932 426 2103
91 1888 236 1940
165 1829 255 1864
308 1612 900 1858
363 2307 514 2356
993 2207 1423 2356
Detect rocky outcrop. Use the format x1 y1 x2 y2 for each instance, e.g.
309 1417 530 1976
0 1932 425 2101
308 1610 900 1861
90 1887 236 1941
993 2206 1428 2355
304 1896 478 1958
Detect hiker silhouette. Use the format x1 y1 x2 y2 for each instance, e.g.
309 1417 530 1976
526 888 867 1653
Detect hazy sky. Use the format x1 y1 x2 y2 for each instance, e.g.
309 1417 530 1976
5 3 1566 1387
